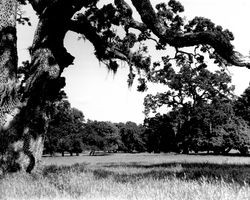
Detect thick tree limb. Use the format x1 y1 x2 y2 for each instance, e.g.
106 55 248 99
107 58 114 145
27 0 250 68
131 0 166 35
130 0 250 68
114 0 147 32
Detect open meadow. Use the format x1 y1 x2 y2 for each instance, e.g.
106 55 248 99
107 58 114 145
2 153 250 200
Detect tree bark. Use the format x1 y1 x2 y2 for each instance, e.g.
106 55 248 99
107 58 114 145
0 0 18 129
0 0 25 173
15 0 74 172
1 0 74 173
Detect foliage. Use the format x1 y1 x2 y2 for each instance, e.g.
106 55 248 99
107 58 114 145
143 48 250 154
143 114 177 153
82 120 120 153
234 84 250 125
144 51 234 116
43 99 147 155
176 100 250 154
115 122 146 152
44 99 85 156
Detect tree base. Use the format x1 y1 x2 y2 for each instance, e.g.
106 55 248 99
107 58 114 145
1 135 44 174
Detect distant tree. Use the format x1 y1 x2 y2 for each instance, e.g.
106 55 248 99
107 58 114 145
144 114 176 153
70 138 84 156
144 52 234 116
44 100 70 156
44 100 85 156
234 84 250 125
68 107 85 156
144 50 236 154
175 97 250 155
82 120 120 155
207 97 250 154
211 117 250 155
101 121 121 152
116 122 145 152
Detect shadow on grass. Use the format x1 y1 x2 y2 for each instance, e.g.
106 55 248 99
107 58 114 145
93 162 250 185
42 163 90 176
42 161 250 186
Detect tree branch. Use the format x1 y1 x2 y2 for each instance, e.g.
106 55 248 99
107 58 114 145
27 0 96 16
114 0 147 32
69 16 130 62
130 0 250 68
27 0 250 68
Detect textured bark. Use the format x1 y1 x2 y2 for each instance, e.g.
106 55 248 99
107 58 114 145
0 0 24 173
15 0 74 173
0 0 19 126
0 0 44 171
1 0 74 173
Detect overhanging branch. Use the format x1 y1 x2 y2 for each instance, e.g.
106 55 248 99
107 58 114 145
130 0 250 68
69 17 130 62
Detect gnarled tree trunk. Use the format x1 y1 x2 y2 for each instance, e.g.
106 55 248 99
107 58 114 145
0 0 74 173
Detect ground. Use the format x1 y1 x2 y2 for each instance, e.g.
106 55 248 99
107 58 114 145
1 153 250 200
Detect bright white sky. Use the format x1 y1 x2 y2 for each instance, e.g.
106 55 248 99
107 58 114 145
17 0 250 124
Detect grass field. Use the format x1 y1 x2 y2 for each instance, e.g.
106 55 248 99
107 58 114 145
1 153 250 200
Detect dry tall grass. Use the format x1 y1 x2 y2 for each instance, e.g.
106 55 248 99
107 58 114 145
1 153 250 200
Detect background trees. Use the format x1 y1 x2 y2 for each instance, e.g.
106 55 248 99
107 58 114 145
43 118 146 156
40 87 250 156
234 85 250 125
143 114 176 153
143 47 250 154
115 122 146 153
82 120 120 155
44 99 85 156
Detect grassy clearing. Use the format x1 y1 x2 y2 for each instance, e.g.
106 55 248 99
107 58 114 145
1 153 250 200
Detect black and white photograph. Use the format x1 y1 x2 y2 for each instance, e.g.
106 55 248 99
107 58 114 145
1 0 250 199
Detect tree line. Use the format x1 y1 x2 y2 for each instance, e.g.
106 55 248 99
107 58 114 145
41 46 250 156
43 99 146 156
142 49 250 155
42 79 250 156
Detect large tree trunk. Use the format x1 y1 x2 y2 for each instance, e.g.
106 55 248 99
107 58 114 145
0 0 27 173
0 0 74 174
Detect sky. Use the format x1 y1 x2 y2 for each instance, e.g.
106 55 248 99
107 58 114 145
17 0 250 124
